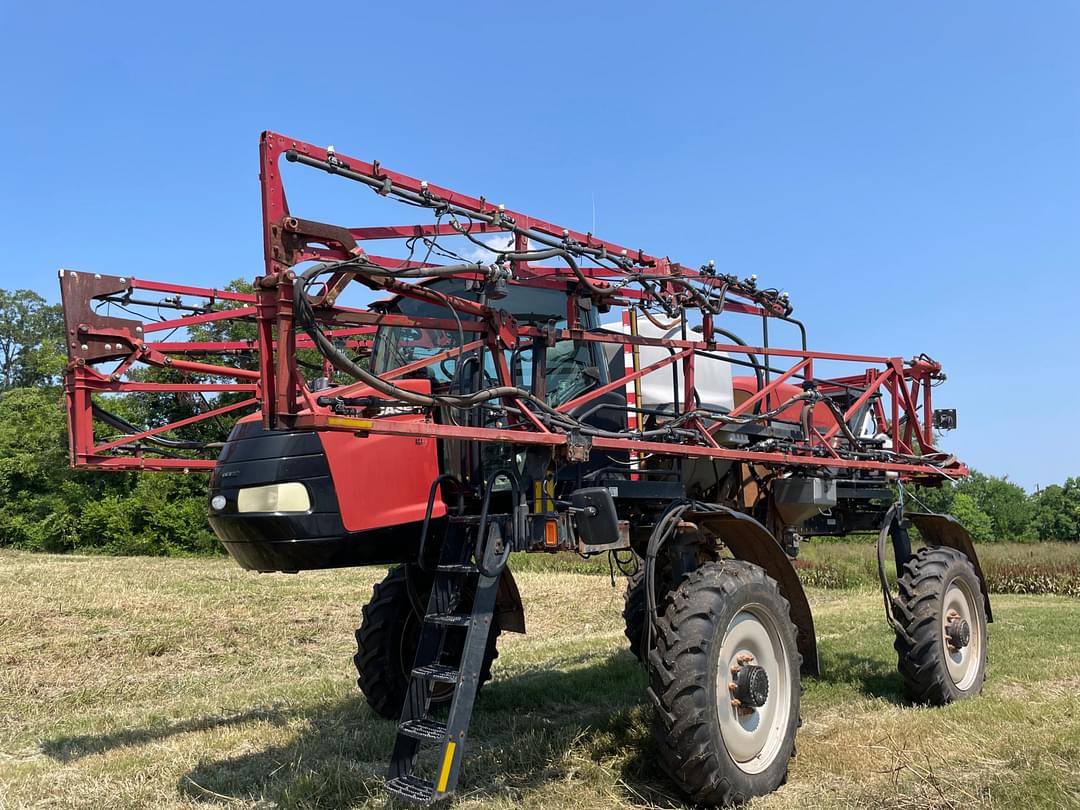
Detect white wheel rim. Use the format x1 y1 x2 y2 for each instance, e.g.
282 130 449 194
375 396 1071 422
942 577 982 691
714 604 792 774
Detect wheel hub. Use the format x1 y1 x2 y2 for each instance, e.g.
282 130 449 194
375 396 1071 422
733 663 770 708
946 612 971 650
715 607 793 775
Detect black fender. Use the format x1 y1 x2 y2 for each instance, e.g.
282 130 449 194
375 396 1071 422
906 512 993 622
495 566 526 634
688 508 819 677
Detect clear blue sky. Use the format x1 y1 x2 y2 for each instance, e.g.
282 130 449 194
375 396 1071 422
2 3 1077 491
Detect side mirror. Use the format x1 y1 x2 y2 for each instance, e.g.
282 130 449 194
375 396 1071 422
570 487 620 546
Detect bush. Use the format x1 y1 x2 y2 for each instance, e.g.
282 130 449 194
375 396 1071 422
949 492 995 544
0 388 219 556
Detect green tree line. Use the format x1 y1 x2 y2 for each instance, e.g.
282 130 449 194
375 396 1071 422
0 288 223 555
909 472 1080 543
0 287 1076 556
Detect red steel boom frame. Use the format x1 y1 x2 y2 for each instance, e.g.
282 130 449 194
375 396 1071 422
59 270 372 470
61 131 966 482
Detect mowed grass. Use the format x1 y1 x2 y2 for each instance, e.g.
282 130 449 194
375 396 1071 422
1 550 1079 809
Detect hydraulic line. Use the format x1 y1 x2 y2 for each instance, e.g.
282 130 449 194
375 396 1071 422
91 403 222 451
876 502 910 639
641 500 727 656
285 149 793 317
454 232 620 299
294 262 681 438
294 267 628 433
279 152 952 470
711 327 765 395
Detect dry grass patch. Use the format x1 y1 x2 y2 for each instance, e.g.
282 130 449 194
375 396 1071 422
1 550 1079 809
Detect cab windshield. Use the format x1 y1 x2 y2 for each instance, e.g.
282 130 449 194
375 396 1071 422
371 279 601 407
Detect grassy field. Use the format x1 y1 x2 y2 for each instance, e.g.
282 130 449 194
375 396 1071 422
2 549 1079 809
509 542 1080 596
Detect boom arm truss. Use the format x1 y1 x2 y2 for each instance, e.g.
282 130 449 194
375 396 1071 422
59 131 965 482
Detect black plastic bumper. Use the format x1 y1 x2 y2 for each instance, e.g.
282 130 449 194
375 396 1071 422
208 420 429 572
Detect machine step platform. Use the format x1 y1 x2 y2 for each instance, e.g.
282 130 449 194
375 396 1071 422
385 517 506 803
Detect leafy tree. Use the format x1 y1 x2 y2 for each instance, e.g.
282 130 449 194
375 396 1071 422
0 290 64 390
948 492 995 544
906 481 955 515
101 278 260 449
0 387 118 550
910 470 1067 542
955 471 1034 540
0 386 217 555
1031 479 1080 541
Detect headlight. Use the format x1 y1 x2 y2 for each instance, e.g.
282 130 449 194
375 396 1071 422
210 494 227 511
236 482 311 513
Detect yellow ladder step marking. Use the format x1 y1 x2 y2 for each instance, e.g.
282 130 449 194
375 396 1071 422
436 740 457 793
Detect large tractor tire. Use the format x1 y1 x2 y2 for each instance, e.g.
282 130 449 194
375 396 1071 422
893 546 987 705
353 565 500 720
623 569 647 661
648 560 801 806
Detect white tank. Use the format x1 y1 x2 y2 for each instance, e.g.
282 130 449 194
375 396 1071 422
616 315 734 414
602 313 737 497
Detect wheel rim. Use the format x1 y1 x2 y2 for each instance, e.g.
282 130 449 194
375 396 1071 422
942 576 982 691
714 604 792 774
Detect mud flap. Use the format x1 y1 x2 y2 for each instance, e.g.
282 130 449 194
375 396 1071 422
494 567 526 634
907 512 993 622
688 508 819 677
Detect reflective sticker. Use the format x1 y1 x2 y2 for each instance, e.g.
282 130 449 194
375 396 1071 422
326 416 373 430
436 740 457 793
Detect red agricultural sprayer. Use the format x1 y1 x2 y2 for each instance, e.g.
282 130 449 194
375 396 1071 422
59 132 989 805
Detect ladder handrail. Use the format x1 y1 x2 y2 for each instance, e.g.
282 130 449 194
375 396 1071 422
475 467 520 577
417 473 465 572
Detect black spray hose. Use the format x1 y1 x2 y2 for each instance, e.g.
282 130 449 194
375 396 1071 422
91 403 221 450
820 396 865 448
293 266 564 415
292 264 709 444
709 326 765 414
361 261 499 279
641 500 727 658
491 245 617 299
876 502 912 641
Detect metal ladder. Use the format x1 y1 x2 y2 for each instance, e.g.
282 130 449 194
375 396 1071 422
384 514 507 804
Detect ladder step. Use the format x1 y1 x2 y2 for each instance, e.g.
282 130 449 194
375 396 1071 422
437 563 477 574
448 513 508 524
426 613 471 627
411 663 460 683
385 520 505 803
386 774 435 804
399 717 448 743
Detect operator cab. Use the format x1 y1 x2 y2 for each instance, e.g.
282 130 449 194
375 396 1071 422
370 278 609 409
370 277 627 490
